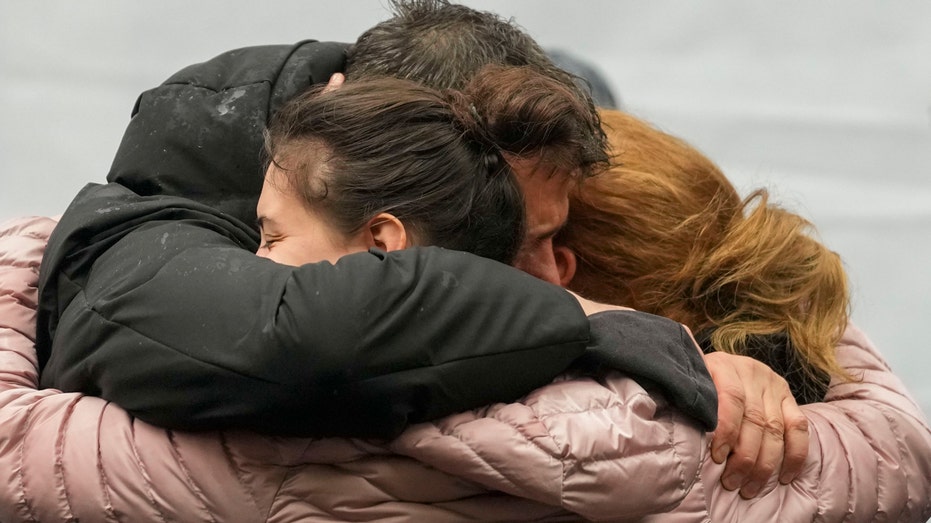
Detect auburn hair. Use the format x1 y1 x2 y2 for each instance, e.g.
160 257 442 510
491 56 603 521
563 109 851 401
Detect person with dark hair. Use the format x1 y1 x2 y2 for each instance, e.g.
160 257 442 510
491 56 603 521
255 66 585 268
343 0 609 285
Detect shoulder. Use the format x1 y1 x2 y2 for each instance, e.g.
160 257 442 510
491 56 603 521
0 215 57 255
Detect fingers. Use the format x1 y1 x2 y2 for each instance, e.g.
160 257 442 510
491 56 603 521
779 398 810 484
705 352 805 498
736 380 786 499
719 387 765 493
705 352 743 463
711 387 742 464
324 72 345 93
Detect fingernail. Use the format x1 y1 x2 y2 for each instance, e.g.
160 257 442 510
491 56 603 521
712 444 730 463
779 471 794 485
740 481 762 498
722 472 744 491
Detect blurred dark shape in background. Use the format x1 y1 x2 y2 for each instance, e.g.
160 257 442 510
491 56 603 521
548 49 620 109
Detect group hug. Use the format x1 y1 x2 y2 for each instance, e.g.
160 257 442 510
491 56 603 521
1 1 929 521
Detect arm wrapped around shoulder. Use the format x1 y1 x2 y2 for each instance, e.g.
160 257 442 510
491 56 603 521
575 310 718 431
37 184 591 438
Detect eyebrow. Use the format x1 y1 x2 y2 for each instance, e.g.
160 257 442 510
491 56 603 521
255 216 277 232
535 220 567 243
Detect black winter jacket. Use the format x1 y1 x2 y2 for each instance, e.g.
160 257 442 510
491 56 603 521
36 41 716 438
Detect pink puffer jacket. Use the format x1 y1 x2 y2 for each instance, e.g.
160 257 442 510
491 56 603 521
645 323 931 522
4 216 931 522
0 215 704 522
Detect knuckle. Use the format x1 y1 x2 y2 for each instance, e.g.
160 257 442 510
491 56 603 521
713 421 739 445
788 416 809 433
763 415 785 438
715 420 738 438
751 462 777 482
784 448 808 467
720 384 748 407
729 453 756 474
742 406 767 429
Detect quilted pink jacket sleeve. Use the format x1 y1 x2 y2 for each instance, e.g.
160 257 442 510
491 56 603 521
0 216 267 522
645 325 931 523
0 215 705 522
390 373 707 521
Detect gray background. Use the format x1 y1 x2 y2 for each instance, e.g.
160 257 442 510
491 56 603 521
2 1 930 425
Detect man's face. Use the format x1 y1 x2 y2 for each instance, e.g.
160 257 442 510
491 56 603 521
508 157 575 287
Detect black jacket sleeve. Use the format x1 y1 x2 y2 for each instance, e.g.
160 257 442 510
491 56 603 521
577 311 718 431
36 41 591 438
107 40 348 226
38 184 590 438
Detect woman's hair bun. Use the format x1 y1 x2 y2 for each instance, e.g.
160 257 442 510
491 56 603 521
443 88 506 178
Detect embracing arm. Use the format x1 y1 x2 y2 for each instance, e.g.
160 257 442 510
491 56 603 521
5 215 590 523
800 326 931 520
36 185 590 438
689 325 931 522
34 40 589 438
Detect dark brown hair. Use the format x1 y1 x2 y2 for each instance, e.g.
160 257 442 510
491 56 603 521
265 66 592 264
345 0 608 178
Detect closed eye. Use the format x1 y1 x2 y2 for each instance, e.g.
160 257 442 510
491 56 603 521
260 236 280 250
255 217 281 250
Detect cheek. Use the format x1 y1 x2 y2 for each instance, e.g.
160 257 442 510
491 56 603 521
269 239 353 267
256 242 313 267
264 248 300 266
512 244 561 285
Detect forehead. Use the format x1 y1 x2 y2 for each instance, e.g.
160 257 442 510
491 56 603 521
508 158 574 237
257 163 309 219
507 156 575 195
515 166 572 201
257 164 288 206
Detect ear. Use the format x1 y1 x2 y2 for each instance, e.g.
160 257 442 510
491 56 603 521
554 245 577 288
366 212 409 252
